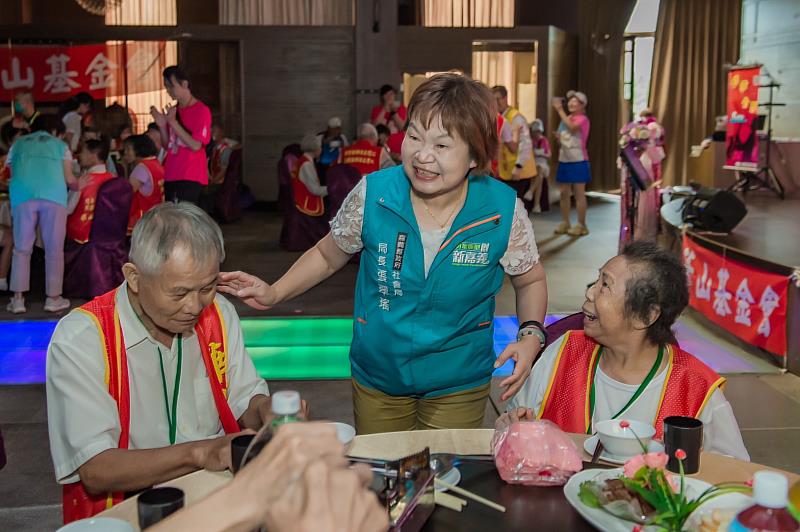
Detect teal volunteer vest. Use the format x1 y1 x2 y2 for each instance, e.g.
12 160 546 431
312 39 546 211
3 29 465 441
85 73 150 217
351 165 516 397
9 130 68 208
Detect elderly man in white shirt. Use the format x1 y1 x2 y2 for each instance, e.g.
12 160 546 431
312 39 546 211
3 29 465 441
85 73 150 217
47 202 276 523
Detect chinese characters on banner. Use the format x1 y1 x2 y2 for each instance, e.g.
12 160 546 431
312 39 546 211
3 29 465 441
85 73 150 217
725 66 761 168
682 235 788 356
1 42 170 102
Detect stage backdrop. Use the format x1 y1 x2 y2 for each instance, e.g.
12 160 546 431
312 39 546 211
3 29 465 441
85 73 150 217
1 42 169 103
683 234 788 357
725 66 760 168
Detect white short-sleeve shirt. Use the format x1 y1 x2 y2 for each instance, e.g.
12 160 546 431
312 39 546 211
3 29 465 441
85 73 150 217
330 177 540 277
46 284 269 484
509 335 750 462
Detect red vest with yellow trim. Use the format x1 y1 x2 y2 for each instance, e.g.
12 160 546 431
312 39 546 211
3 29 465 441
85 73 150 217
66 171 115 244
291 155 325 216
341 140 382 177
61 288 240 524
127 158 165 235
537 331 725 439
491 114 505 178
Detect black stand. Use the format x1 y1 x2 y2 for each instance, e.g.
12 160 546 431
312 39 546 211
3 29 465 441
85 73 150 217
727 83 785 199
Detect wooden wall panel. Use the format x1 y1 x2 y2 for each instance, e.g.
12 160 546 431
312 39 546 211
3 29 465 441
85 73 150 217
239 27 355 200
741 0 800 139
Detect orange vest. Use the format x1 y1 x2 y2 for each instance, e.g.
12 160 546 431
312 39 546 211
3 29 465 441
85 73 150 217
341 140 382 177
127 159 165 235
66 171 115 244
291 155 325 216
61 288 240 524
538 331 725 439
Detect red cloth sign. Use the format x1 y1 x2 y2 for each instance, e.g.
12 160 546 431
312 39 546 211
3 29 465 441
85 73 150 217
682 235 788 357
725 66 760 168
1 42 169 102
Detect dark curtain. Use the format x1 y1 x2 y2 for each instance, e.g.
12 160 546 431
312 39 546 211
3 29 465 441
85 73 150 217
649 0 741 186
577 0 637 191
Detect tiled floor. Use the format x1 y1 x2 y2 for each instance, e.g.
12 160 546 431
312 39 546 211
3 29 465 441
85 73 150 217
2 199 799 530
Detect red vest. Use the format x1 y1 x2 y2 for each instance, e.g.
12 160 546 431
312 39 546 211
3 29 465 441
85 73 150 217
491 114 505 178
61 288 240 524
538 331 725 439
67 171 116 244
127 158 165 235
291 155 325 217
341 140 383 176
210 140 235 184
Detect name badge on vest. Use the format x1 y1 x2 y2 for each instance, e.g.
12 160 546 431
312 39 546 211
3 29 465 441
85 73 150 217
451 241 490 267
393 232 407 271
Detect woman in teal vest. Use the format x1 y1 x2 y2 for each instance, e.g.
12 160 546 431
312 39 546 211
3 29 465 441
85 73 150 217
220 74 548 433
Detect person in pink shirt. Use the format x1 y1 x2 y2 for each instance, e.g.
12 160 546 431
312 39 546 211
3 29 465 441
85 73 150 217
150 66 211 204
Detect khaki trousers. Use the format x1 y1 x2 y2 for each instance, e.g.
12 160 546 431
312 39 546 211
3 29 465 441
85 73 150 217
352 379 491 435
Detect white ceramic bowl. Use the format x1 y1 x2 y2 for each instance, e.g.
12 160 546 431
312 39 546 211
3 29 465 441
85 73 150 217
57 517 134 532
329 422 356 446
594 419 656 458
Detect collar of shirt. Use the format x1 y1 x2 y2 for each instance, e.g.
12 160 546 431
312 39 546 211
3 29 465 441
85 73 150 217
115 282 194 355
86 164 107 174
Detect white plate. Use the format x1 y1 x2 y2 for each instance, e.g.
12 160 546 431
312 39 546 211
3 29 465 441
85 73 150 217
329 422 356 445
435 466 461 492
683 492 752 531
584 435 665 465
563 467 712 532
57 517 134 532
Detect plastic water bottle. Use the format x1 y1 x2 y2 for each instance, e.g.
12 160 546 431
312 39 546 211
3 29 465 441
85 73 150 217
730 471 800 531
269 390 302 432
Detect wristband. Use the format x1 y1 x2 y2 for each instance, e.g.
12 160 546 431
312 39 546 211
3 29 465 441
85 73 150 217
517 320 547 347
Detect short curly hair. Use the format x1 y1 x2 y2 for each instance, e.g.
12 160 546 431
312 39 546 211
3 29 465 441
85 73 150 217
621 241 688 346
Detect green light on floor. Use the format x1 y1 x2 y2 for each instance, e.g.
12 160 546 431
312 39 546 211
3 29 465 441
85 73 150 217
241 317 354 379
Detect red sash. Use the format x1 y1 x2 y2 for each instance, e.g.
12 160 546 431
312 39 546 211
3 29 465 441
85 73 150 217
491 114 505 177
61 288 239 524
66 171 115 244
341 140 382 176
291 155 325 216
127 159 165 235
537 331 725 439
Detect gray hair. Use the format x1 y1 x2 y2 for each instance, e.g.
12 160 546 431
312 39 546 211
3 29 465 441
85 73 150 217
358 123 378 140
129 202 225 275
301 133 322 153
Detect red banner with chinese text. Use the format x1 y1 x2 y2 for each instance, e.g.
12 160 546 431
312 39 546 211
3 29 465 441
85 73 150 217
682 235 788 356
725 66 760 168
0 42 169 103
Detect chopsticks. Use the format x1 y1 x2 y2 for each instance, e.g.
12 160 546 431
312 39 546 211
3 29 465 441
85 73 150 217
435 491 466 512
434 478 506 513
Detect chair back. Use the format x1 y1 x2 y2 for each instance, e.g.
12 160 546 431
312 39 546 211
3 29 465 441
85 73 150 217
215 148 243 222
90 177 133 243
544 312 585 347
326 163 361 218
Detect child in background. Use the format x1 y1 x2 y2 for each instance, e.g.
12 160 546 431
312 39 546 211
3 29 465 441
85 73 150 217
122 134 165 234
66 139 115 244
523 119 552 213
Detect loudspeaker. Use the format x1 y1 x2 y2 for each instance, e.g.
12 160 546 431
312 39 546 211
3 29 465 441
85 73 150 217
681 188 747 233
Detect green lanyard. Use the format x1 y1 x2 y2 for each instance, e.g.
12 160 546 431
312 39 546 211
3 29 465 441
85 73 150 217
586 345 664 434
157 335 182 445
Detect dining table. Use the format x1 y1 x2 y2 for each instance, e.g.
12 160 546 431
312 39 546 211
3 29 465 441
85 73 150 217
99 428 799 531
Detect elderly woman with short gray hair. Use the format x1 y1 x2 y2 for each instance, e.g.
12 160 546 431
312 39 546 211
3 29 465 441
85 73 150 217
292 133 328 217
45 202 281 523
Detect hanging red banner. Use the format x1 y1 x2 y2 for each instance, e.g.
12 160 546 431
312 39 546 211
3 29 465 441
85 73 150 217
725 66 761 168
0 42 169 103
682 235 788 357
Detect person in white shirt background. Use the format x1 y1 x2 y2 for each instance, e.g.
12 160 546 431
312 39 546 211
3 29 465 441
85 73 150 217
61 92 94 153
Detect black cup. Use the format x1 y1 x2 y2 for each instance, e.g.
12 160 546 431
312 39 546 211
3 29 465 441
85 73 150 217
663 416 703 474
137 486 184 529
230 433 270 474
